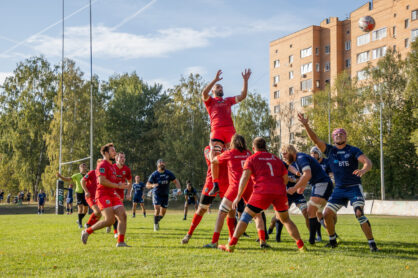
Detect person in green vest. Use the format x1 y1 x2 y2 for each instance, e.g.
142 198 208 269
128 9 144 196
57 163 89 228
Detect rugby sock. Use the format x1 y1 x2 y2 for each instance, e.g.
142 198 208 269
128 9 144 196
41 209 44 214
154 215 158 225
261 212 269 240
320 217 326 228
212 232 220 244
113 220 118 233
368 239 377 250
86 213 99 226
187 214 203 236
143 212 146 217
258 230 266 242
329 234 337 246
133 212 135 217
316 220 322 238
38 209 40 214
226 217 236 238
276 221 283 242
67 208 69 213
296 239 304 249
71 208 73 213
117 234 125 243
86 227 94 234
78 214 83 225
229 237 238 246
309 218 317 244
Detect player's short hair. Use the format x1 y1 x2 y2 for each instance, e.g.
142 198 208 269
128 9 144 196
100 143 114 156
96 158 102 165
231 134 247 152
156 159 165 166
281 144 297 155
79 163 86 168
253 137 267 151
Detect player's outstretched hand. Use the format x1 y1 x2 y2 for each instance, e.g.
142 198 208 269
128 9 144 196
297 112 309 126
242 68 252 81
232 198 239 210
214 70 223 82
287 186 297 195
126 194 131 201
353 169 366 177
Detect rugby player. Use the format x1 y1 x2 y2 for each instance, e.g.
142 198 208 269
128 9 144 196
131 175 146 218
81 143 130 247
65 184 73 215
80 159 102 228
37 189 46 214
202 69 251 195
57 163 88 228
181 145 229 244
282 144 333 245
183 181 198 220
113 152 132 237
218 137 306 252
204 134 266 248
298 113 378 251
146 159 181 231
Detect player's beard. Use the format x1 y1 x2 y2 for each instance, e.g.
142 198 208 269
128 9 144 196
158 165 166 171
215 91 224 97
335 141 346 146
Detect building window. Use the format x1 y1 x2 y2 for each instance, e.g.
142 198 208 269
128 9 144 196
357 33 370 46
315 47 319 55
405 19 409 28
289 87 294 95
393 45 397 52
275 49 278 53
301 63 312 75
273 75 280 84
289 101 294 110
300 47 312 58
325 45 330 54
316 63 320 72
300 79 313 91
357 51 369 64
273 60 280 68
357 70 367 81
274 105 280 114
274 90 280 99
301 95 313 107
412 29 418 42
405 38 409 48
412 10 417 21
324 62 330 72
372 27 387 41
345 41 351 50
326 18 330 24
289 71 294 80
345 58 351 68
393 26 397 38
289 55 294 64
372 46 387 59
289 117 294 126
290 44 293 48
276 120 281 129
316 80 320 88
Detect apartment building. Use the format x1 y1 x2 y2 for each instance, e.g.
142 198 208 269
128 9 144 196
270 0 417 145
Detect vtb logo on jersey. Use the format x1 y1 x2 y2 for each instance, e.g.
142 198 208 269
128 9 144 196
122 171 126 175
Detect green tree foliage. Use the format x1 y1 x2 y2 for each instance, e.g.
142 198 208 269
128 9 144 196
156 74 209 188
0 56 56 195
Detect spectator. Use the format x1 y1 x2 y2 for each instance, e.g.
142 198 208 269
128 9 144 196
0 190 4 203
7 193 11 203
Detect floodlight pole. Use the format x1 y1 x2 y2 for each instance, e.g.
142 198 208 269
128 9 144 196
89 0 94 170
379 95 385 200
328 88 331 144
58 0 65 174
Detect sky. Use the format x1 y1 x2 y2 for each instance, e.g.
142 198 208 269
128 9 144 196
0 0 368 101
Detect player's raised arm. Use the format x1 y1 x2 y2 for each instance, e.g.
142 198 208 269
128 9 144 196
232 168 251 210
298 112 326 152
202 70 223 101
353 154 372 177
236 68 251 103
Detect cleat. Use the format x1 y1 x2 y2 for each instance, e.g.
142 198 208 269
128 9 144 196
183 217 186 220
181 234 191 244
132 214 136 218
116 242 131 248
203 242 218 248
260 242 271 249
242 232 250 238
370 246 379 252
154 224 159 232
298 245 308 252
325 242 338 248
77 220 82 229
81 230 89 245
143 214 146 218
316 236 322 242
114 233 118 239
106 226 111 233
218 244 235 253
208 182 219 196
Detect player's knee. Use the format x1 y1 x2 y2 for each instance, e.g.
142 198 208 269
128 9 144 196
219 200 231 213
199 203 209 211
240 211 253 224
354 206 369 225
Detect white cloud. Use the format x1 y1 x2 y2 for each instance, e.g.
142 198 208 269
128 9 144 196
146 78 174 90
184 66 207 76
27 25 227 60
0 72 13 85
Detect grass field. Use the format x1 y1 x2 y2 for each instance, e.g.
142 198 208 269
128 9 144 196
0 210 417 277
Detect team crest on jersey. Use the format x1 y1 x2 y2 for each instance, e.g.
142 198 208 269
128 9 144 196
123 171 126 175
106 200 110 204
344 154 351 158
99 168 105 173
85 174 89 178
